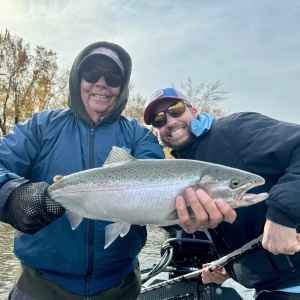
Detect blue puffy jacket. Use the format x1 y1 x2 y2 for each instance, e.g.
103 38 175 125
0 41 164 296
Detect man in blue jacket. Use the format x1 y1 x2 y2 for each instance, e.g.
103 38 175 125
0 42 165 299
143 87 300 300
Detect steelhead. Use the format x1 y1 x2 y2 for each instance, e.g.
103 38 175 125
47 146 268 248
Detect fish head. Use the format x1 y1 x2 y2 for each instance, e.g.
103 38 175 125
197 167 269 208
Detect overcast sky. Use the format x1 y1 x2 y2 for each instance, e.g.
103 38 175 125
1 0 299 123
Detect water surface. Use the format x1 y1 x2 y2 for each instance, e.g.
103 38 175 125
0 224 253 300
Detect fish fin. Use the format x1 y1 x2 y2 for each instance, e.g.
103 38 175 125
14 230 24 237
104 222 131 249
165 209 178 220
165 207 195 221
102 146 136 167
65 210 83 230
53 175 64 182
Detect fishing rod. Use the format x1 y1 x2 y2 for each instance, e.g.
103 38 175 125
140 234 263 294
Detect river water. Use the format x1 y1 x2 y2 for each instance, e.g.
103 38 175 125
0 223 18 300
0 223 253 300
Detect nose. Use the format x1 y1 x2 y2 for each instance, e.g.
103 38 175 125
95 75 108 87
165 113 178 126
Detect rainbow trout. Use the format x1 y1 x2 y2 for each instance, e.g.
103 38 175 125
48 147 268 248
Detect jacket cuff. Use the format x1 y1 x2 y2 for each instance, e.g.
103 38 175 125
266 207 298 228
0 178 30 209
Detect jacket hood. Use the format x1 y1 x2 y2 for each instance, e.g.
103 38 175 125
68 41 132 127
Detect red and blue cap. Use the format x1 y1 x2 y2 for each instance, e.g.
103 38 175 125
144 88 191 125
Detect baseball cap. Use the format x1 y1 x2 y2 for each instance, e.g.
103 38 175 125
144 88 191 125
78 47 125 75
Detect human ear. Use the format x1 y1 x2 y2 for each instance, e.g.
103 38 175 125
191 107 198 117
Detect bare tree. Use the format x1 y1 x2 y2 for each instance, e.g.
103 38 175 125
175 76 230 116
123 83 147 123
123 76 231 126
123 93 147 124
0 29 68 136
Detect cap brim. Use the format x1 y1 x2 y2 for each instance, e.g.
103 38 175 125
79 54 124 75
143 96 185 125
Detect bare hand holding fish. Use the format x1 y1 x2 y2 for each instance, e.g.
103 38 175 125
47 146 268 248
176 188 237 233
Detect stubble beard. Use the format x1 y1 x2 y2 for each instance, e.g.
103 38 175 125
160 126 195 150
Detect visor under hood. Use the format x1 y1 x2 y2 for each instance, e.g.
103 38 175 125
68 41 132 127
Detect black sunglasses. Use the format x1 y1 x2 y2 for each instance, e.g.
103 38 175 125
151 101 191 128
82 69 123 87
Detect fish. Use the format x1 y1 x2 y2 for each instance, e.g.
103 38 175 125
47 146 269 248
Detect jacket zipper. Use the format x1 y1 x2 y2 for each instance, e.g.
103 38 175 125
85 127 95 296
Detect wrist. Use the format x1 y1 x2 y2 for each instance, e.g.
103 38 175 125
0 178 30 208
266 207 297 228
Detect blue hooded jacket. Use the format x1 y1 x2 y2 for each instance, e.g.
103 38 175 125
0 41 164 295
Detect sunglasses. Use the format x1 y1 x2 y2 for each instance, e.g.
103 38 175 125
82 69 123 87
151 101 191 128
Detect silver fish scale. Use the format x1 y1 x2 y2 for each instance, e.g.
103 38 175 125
47 147 268 248
48 160 203 225
48 157 266 226
50 160 202 189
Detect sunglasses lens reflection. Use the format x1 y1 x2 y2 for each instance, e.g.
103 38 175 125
153 112 166 126
169 102 186 116
152 101 187 128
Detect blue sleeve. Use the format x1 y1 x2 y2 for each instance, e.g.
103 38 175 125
126 118 165 159
0 178 29 210
0 114 43 210
0 110 62 187
0 119 40 187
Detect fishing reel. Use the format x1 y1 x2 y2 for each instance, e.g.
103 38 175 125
162 230 219 278
140 230 244 300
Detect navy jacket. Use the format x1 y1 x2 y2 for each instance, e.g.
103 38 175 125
172 112 300 292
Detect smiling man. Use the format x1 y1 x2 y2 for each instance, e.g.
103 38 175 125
145 89 197 150
144 87 300 300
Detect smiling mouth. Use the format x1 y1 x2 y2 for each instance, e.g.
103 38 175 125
92 94 109 99
169 127 185 137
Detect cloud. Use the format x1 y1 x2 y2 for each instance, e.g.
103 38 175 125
0 0 299 123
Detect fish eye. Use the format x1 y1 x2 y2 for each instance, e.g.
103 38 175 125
230 179 240 188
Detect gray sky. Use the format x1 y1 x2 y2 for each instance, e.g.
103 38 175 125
1 0 299 123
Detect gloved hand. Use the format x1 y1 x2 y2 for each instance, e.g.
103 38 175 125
0 181 65 234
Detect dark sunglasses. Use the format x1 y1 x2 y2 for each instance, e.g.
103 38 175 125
82 69 123 87
151 101 191 128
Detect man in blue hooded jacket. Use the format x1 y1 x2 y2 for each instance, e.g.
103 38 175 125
143 87 300 300
0 42 165 299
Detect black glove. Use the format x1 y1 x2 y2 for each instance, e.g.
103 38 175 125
0 181 65 234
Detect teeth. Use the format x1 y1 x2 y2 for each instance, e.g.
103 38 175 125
93 94 108 98
170 128 184 137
